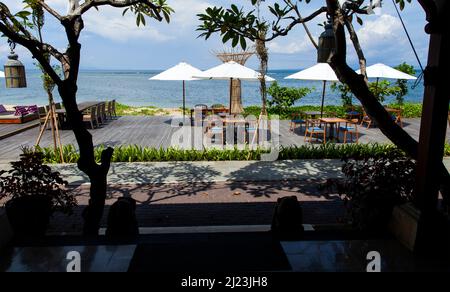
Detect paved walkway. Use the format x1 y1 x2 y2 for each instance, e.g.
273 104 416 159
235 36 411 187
51 159 344 185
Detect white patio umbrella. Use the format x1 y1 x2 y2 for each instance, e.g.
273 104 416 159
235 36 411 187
193 61 275 113
357 63 417 81
356 63 417 100
285 63 339 117
150 62 202 119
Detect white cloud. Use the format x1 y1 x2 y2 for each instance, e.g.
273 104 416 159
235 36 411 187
83 7 173 43
267 36 314 54
356 14 405 49
170 0 211 29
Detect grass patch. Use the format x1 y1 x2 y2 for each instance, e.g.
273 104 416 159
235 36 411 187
115 102 168 116
114 102 429 119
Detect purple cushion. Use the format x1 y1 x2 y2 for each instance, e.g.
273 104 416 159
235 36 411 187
14 106 29 117
0 105 6 113
27 105 38 114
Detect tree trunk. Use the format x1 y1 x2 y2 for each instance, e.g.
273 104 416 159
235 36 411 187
326 1 450 208
57 81 113 236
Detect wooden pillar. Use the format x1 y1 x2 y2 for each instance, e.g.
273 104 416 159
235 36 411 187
230 78 244 114
414 0 450 251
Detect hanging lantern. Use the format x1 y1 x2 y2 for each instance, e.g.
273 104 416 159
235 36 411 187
317 21 336 63
4 40 27 88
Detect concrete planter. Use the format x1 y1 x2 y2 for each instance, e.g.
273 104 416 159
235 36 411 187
0 209 13 249
388 203 421 252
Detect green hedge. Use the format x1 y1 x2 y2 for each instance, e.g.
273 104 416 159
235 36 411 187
243 103 426 119
35 143 443 164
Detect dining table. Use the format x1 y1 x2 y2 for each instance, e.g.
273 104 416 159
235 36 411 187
54 101 105 128
320 117 348 141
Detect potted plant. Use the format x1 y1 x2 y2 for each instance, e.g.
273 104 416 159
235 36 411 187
0 148 76 237
326 153 416 234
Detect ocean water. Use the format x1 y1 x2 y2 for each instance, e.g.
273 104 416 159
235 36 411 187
0 69 424 108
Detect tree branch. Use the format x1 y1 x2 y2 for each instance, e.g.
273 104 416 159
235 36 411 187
266 6 327 41
287 0 318 49
36 0 62 21
75 0 162 21
344 17 368 83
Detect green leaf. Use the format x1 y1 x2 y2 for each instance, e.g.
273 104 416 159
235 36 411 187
356 16 363 26
240 36 247 50
232 36 239 47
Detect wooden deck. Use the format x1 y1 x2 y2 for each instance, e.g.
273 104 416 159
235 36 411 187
0 116 448 162
0 120 40 141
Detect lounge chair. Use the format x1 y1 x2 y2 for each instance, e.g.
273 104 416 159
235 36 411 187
0 105 39 124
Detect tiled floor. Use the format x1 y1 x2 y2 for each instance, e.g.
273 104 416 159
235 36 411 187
2 236 449 272
281 240 450 272
1 245 136 272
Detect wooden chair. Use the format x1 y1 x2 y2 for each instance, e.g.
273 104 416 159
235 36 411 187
83 106 98 129
106 100 117 119
345 105 362 121
112 100 117 117
96 104 104 125
194 104 208 128
389 108 403 128
246 116 258 145
100 102 107 123
305 119 326 144
338 119 359 144
360 110 373 129
205 116 224 146
290 113 306 133
212 107 228 116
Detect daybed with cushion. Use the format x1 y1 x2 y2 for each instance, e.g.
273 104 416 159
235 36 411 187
0 104 39 124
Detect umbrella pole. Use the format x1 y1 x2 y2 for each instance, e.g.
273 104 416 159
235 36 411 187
320 80 327 118
375 77 380 101
229 78 233 115
182 80 186 120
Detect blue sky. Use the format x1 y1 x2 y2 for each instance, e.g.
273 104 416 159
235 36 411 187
0 0 428 71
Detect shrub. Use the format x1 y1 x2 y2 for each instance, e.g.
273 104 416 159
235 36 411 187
0 148 76 215
333 156 416 232
267 82 311 115
387 103 422 118
394 63 416 105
